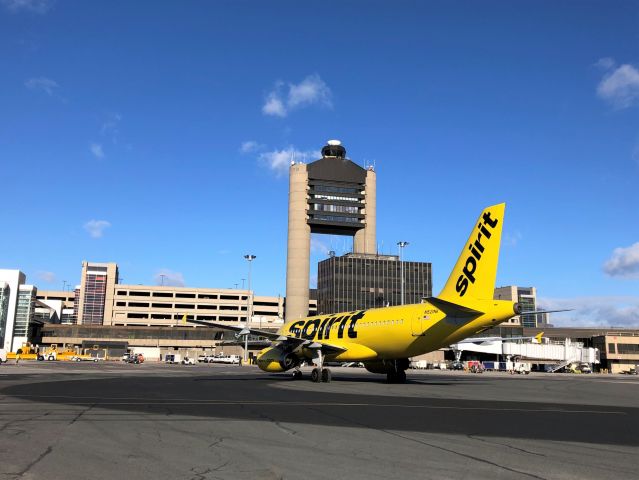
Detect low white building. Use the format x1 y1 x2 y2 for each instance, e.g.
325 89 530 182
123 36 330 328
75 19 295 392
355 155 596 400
0 269 26 351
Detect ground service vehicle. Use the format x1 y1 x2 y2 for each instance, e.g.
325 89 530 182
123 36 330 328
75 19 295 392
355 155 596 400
0 349 6 364
165 354 182 364
190 204 558 383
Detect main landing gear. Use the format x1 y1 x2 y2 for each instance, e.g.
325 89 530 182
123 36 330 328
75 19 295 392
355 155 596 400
386 370 406 384
386 359 409 384
292 369 303 380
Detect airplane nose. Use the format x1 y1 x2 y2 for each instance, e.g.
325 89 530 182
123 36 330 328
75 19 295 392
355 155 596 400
513 303 523 315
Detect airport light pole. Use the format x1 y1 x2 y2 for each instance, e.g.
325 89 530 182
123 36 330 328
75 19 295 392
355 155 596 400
397 241 409 305
243 254 256 363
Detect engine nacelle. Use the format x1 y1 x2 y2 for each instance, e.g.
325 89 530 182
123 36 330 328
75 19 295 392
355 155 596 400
256 346 299 373
364 358 410 374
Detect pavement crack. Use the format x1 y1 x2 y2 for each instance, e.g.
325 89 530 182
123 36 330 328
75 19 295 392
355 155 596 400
15 445 53 477
69 403 95 424
248 407 299 438
208 437 226 448
309 406 547 480
467 433 546 456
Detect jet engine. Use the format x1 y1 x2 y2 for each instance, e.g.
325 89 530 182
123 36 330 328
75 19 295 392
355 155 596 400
364 358 410 374
256 346 299 373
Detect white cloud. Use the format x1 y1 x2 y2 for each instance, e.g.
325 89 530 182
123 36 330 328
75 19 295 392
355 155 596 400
36 271 56 283
503 230 522 247
262 92 287 117
594 57 615 70
239 140 264 154
24 77 58 95
154 269 185 287
603 242 639 279
258 147 320 176
538 296 639 328
100 113 122 142
262 74 332 117
84 220 111 238
2 0 52 13
597 63 639 109
90 143 105 159
287 74 332 109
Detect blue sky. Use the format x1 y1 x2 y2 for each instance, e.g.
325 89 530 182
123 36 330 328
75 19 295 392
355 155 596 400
1 0 638 326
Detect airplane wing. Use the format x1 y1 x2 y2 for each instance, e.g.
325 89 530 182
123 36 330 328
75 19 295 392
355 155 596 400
187 319 347 355
188 319 282 340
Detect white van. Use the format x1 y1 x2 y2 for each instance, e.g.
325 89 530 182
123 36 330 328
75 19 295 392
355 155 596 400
165 354 182 364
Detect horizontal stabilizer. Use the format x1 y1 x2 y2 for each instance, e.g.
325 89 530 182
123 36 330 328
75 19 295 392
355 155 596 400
523 309 572 315
427 297 484 317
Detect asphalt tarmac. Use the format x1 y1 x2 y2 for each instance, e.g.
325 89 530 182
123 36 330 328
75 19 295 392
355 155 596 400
0 362 637 480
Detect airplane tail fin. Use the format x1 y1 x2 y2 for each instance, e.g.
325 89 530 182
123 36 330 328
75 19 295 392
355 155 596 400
438 203 505 307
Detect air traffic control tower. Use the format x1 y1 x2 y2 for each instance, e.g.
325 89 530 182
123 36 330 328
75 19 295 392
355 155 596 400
286 140 376 321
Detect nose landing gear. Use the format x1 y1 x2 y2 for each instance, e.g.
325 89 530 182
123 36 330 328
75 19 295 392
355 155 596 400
309 349 332 383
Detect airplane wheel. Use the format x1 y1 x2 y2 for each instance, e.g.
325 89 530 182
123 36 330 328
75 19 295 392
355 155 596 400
321 368 332 383
292 370 302 380
311 368 320 383
397 370 407 383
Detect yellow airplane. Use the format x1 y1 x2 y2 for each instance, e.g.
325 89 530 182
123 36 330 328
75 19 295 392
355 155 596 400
191 203 525 383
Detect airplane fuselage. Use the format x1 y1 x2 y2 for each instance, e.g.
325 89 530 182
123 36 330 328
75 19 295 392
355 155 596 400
257 299 518 372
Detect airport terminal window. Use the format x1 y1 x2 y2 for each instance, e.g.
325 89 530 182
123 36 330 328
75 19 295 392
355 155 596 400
127 313 148 319
220 295 239 300
128 302 149 308
197 304 218 310
312 204 360 214
219 316 238 321
198 294 218 299
313 214 360 223
617 344 639 354
220 305 239 311
311 194 359 203
116 302 126 306
609 343 616 354
313 184 360 194
175 303 195 309
151 303 172 308
150 314 171 319
129 291 151 297
117 290 128 295
153 292 173 298
176 293 196 298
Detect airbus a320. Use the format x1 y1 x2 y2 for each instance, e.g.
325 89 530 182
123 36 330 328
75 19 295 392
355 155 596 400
192 203 530 383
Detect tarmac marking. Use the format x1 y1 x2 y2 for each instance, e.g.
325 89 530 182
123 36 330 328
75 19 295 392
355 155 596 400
0 399 625 415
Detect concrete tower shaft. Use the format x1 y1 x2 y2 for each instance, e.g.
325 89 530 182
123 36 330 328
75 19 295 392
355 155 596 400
285 163 311 321
353 168 376 254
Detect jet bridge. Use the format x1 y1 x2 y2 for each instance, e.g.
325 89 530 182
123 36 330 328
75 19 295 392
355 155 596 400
450 337 600 368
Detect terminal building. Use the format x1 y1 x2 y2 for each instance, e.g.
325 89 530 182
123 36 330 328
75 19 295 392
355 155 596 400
317 252 432 314
494 285 549 328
